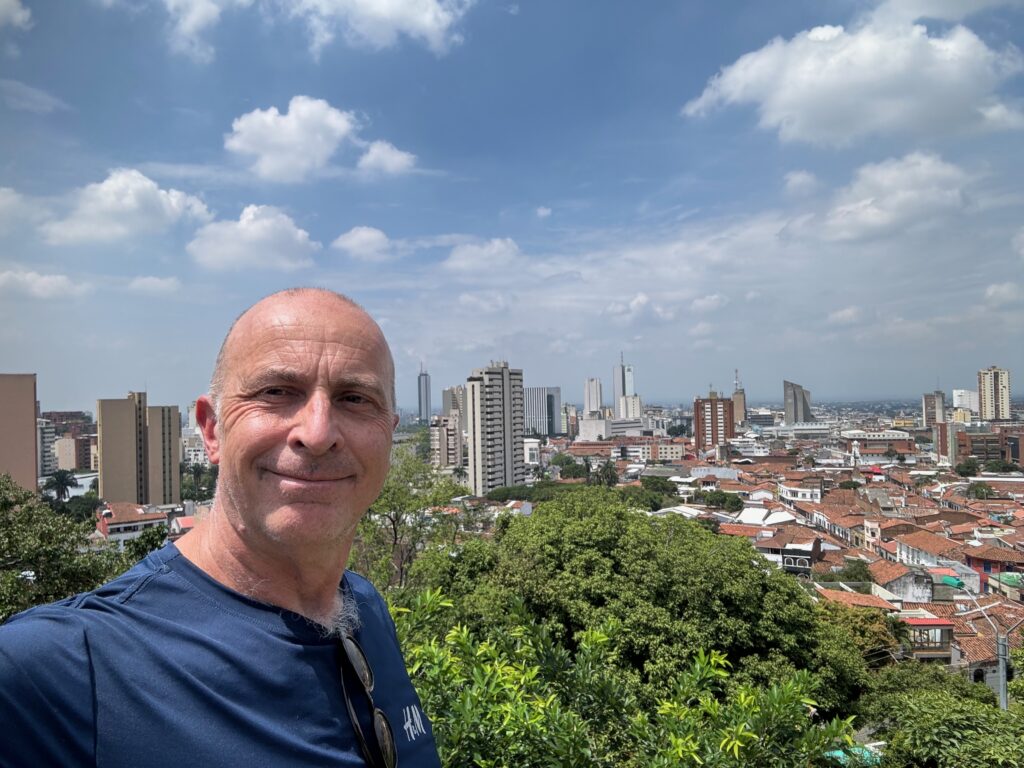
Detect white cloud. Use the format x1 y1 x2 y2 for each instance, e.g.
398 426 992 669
331 225 392 260
0 0 31 29
286 0 475 56
689 320 713 337
820 152 969 241
604 292 674 323
827 305 862 325
162 0 253 62
127 276 182 294
985 282 1023 306
690 293 727 313
225 95 357 183
356 140 417 175
0 79 70 113
187 204 320 271
0 187 43 231
0 270 88 298
41 168 211 245
442 238 520 273
457 290 509 314
536 206 552 219
784 170 819 197
683 18 1024 145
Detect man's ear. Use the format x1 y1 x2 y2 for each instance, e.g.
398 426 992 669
195 395 221 465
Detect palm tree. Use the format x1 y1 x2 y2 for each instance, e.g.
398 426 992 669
43 469 80 503
452 464 468 483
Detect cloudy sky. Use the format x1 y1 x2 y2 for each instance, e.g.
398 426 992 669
2 0 1023 412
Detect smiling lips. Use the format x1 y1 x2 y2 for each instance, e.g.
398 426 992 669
263 468 353 484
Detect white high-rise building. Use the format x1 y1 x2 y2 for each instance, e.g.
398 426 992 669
952 389 980 413
37 418 57 477
429 415 463 470
978 366 1011 421
583 378 603 416
612 355 635 418
619 394 642 419
467 362 525 497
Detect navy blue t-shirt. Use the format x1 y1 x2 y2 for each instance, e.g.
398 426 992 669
0 544 441 767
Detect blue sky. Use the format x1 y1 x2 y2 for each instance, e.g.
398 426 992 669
2 0 1023 412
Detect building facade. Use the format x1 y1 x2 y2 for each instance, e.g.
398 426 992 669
583 377 603 416
98 392 180 504
417 368 431 423
783 380 815 424
429 414 463 470
978 366 1011 421
921 390 946 428
953 389 980 413
693 391 736 450
0 373 40 491
612 357 635 418
467 362 525 496
524 386 562 436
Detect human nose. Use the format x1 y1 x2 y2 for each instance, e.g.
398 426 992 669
290 391 341 455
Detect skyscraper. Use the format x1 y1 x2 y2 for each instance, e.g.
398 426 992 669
417 367 431 423
783 380 815 424
467 362 525 496
978 366 1011 421
732 369 747 427
0 374 37 491
98 392 180 504
612 354 635 418
583 378 603 416
921 390 946 428
693 391 736 450
524 386 563 436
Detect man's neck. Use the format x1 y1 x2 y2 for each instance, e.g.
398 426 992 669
175 508 352 625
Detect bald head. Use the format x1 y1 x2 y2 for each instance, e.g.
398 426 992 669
208 288 396 414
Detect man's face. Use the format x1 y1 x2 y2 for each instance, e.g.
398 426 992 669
198 293 397 551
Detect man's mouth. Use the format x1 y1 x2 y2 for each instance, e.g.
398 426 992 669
262 468 352 483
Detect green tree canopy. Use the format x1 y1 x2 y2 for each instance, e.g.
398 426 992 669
956 457 981 477
42 469 79 503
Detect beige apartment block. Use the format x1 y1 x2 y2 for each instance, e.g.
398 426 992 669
98 392 180 504
0 373 38 491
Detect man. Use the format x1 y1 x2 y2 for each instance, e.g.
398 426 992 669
0 288 442 767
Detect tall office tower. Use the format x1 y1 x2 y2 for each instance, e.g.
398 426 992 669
561 403 579 439
619 394 643 419
466 362 525 497
693 391 736 450
921 390 946 428
583 378 603 416
36 418 57 476
953 389 980 413
978 366 1011 421
98 392 180 504
732 369 747 427
783 380 815 424
429 415 463 469
525 386 563 436
612 354 635 418
0 374 38 491
417 367 431 423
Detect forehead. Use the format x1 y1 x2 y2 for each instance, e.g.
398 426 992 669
224 295 392 383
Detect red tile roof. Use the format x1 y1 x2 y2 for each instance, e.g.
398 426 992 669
815 587 897 611
897 530 961 558
868 559 910 586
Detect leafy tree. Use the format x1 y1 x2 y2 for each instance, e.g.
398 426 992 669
984 459 1021 474
0 474 122 622
451 464 467 483
558 462 589 479
617 485 672 512
549 453 577 468
588 459 618 488
837 480 862 490
956 457 981 477
879 690 1024 768
858 661 995 730
966 482 995 500
666 424 687 437
700 489 744 511
351 446 469 589
815 559 873 585
42 469 79 503
814 603 906 670
64 491 103 522
640 476 678 496
120 524 168 566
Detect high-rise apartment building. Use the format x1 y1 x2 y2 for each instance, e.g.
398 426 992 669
467 362 525 497
783 380 815 424
0 374 38 491
583 378 603 416
441 385 467 433
953 389 980 413
37 418 57 477
619 394 642 419
525 386 562 436
429 415 463 470
612 355 635 418
978 366 1011 421
693 391 736 450
921 390 946 428
417 367 431 423
98 392 180 504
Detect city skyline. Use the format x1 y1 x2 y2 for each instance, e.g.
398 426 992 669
1 1 1023 410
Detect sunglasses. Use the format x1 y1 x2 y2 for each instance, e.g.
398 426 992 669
339 633 398 768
